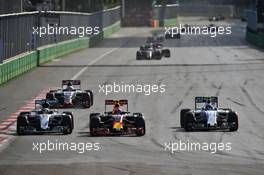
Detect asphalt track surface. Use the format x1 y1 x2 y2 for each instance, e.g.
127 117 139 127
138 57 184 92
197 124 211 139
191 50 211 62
0 19 264 175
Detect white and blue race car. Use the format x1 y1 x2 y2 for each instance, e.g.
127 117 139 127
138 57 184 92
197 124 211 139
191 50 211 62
16 100 74 135
180 97 238 131
45 80 93 108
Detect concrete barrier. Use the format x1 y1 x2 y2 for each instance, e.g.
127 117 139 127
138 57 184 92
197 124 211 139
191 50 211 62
246 29 264 49
0 21 120 85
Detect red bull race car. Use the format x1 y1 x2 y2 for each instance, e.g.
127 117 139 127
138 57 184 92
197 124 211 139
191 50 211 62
180 97 239 132
45 80 93 108
89 100 146 136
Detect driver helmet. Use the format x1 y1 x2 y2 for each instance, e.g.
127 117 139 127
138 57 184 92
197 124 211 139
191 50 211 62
112 103 121 114
43 108 49 114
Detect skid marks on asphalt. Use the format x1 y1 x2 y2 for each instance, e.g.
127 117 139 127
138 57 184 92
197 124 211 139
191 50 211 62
0 87 55 149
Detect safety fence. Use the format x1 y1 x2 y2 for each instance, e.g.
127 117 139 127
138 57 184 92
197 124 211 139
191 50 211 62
0 7 121 85
0 6 120 62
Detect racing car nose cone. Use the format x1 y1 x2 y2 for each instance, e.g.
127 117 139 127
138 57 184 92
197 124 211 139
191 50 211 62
113 122 123 130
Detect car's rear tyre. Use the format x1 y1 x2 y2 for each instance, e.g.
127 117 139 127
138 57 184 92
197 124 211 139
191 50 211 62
184 112 195 132
228 112 239 131
136 52 142 60
90 117 101 136
17 115 28 135
180 109 191 128
46 93 55 100
85 90 93 106
80 92 91 108
135 116 146 136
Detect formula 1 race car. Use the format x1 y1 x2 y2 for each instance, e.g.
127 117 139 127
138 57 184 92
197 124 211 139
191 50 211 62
209 16 225 21
207 24 219 32
17 100 74 135
147 34 164 43
180 97 238 132
89 100 146 136
136 43 170 60
165 28 181 39
45 80 93 108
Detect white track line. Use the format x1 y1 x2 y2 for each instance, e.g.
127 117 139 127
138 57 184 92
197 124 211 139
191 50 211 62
71 48 119 80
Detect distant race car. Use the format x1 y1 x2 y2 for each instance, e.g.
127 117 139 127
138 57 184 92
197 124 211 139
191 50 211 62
136 43 170 60
17 100 74 135
180 97 239 131
207 24 219 32
209 16 225 21
45 80 93 108
165 28 181 39
147 34 164 43
89 100 146 136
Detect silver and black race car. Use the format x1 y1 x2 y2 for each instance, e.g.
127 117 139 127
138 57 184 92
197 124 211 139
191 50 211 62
45 80 93 108
180 97 239 132
136 43 170 60
209 16 225 21
17 100 74 135
165 28 181 39
89 100 146 136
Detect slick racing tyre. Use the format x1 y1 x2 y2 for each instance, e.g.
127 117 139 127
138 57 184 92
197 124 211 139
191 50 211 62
80 92 91 108
63 112 74 130
62 115 73 135
89 113 100 121
228 111 239 132
85 90 93 106
17 115 28 135
90 117 101 136
184 112 195 132
136 52 142 60
180 109 191 128
46 93 55 100
135 116 146 136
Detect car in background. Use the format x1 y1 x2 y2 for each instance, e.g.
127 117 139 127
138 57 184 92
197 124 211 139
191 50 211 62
136 43 170 60
165 28 181 39
180 96 239 132
17 100 74 135
45 80 93 108
89 100 146 136
209 16 225 21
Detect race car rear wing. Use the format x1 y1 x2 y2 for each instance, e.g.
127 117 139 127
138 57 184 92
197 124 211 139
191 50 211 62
62 80 81 85
195 96 218 109
61 80 81 89
105 100 128 112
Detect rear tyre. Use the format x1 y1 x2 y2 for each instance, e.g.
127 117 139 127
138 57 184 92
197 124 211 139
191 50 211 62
46 93 55 100
136 52 142 60
80 93 90 108
184 112 195 132
85 90 93 106
180 109 191 128
17 115 28 135
228 112 239 131
135 116 146 136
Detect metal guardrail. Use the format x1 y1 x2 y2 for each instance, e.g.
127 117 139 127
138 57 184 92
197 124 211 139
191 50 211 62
0 6 120 63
